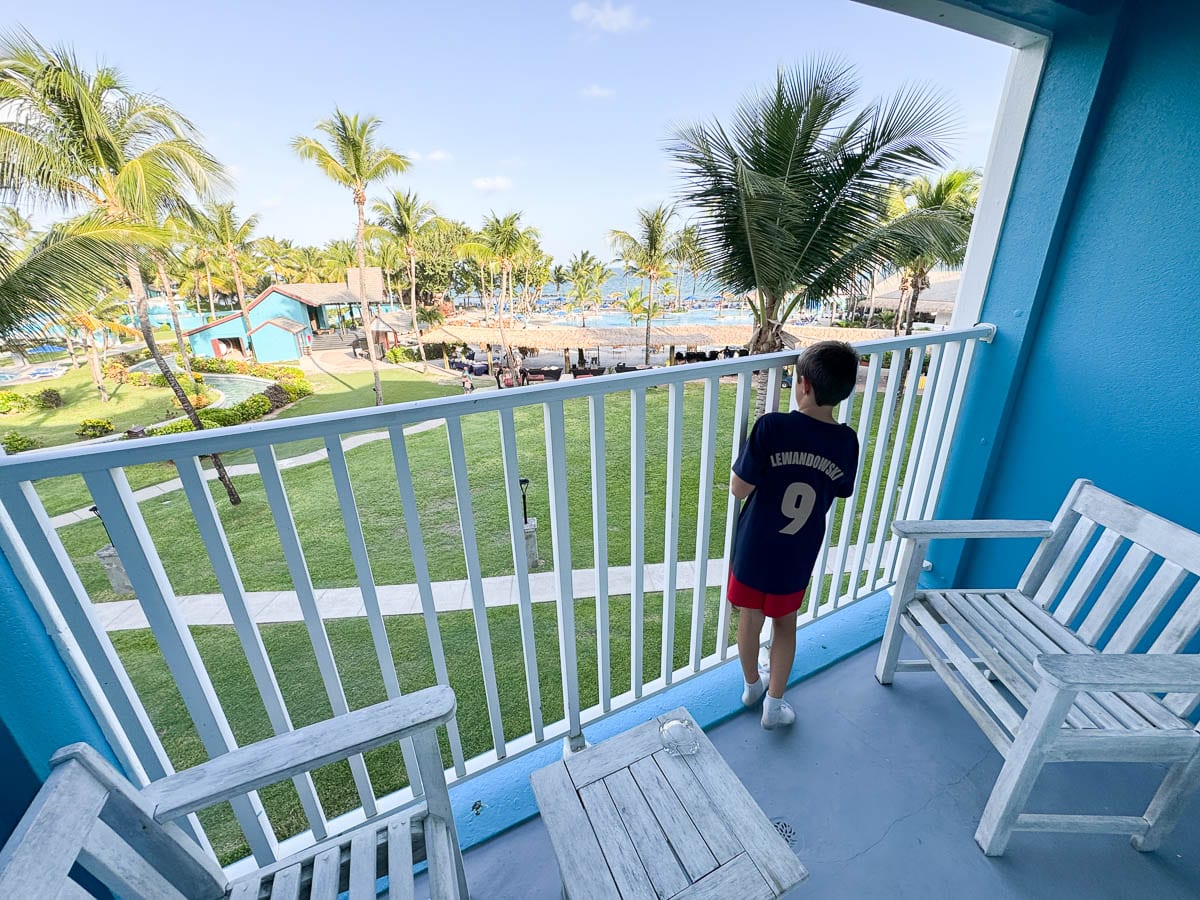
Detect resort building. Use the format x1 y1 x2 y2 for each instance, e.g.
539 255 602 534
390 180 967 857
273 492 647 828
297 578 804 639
185 268 389 362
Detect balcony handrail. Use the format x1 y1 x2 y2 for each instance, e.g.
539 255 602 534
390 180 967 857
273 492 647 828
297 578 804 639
0 320 995 869
0 324 994 482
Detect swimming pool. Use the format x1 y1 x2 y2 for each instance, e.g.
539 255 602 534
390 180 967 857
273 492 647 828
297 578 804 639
551 308 758 328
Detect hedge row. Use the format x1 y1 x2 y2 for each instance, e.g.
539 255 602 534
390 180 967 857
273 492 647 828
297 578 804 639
146 368 312 437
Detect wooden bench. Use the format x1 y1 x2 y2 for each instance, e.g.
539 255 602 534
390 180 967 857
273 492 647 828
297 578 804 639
0 686 469 898
876 479 1200 856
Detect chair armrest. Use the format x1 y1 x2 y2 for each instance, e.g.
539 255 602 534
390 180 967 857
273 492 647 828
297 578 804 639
1035 654 1200 693
891 519 1055 540
142 685 455 822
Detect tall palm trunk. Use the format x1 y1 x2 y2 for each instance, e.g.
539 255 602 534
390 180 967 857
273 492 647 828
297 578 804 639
749 291 786 416
408 246 427 369
355 196 384 405
64 331 81 368
903 268 924 336
85 334 109 403
204 261 215 319
227 248 254 359
156 258 194 383
644 274 656 365
495 263 514 367
127 258 240 505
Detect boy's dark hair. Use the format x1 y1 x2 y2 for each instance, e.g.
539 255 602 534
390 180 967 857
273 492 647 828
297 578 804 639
796 340 859 407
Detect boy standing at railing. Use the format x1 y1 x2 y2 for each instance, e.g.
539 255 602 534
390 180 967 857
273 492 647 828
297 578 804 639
729 341 861 729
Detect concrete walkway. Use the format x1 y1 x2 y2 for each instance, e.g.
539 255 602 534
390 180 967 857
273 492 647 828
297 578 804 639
48 417 450 529
93 559 731 632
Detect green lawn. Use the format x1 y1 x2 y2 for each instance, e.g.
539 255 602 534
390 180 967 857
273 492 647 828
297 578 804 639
2 365 178 450
32 366 462 517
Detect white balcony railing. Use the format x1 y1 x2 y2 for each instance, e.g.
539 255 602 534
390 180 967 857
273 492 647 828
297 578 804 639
0 324 993 868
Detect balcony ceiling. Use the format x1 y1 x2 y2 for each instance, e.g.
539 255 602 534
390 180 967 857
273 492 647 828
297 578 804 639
426 645 1200 898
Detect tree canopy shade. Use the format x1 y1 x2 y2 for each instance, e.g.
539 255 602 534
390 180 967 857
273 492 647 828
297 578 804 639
669 57 961 356
293 109 410 405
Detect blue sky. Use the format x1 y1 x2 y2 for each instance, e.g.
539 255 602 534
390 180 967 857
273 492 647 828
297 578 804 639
15 0 1011 262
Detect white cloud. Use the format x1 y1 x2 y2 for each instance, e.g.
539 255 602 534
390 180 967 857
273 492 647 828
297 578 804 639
570 1 647 33
407 150 423 162
426 149 452 163
580 84 615 99
472 175 512 192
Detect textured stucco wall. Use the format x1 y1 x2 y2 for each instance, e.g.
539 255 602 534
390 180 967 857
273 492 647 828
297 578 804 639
933 2 1200 586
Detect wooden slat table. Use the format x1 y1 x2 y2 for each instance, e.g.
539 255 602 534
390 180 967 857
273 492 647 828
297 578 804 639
531 707 808 899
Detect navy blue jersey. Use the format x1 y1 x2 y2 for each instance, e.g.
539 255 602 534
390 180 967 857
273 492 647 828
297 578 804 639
731 411 860 595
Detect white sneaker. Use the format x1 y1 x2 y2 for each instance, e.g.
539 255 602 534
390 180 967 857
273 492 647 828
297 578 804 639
761 696 795 730
742 671 768 707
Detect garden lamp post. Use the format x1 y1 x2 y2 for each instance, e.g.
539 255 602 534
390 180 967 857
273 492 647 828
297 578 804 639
519 477 530 524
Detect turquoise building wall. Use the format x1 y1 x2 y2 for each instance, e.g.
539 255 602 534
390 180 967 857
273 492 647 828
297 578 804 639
186 289 311 363
931 0 1200 587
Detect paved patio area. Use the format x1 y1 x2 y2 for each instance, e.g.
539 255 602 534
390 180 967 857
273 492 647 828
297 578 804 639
416 644 1200 899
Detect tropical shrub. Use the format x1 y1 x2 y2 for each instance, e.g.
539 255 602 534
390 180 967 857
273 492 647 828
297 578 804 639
263 383 290 410
172 392 212 410
198 408 242 428
232 393 271 421
385 346 420 364
148 419 195 436
102 361 129 383
0 391 31 414
76 418 115 438
2 431 39 453
33 388 63 409
126 371 152 387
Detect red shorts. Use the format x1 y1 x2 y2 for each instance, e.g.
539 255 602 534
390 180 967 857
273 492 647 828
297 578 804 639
727 572 806 618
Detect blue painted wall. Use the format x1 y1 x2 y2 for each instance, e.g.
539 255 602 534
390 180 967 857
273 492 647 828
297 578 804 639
935 1 1200 586
252 323 302 361
0 550 114 844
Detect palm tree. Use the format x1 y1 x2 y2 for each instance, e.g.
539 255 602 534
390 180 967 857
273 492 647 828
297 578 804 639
293 109 410 405
372 237 405 301
670 58 960 404
610 204 679 363
151 248 194 381
0 33 241 501
550 264 568 300
372 189 435 368
291 246 325 282
256 236 296 284
0 207 33 249
887 169 978 335
565 251 606 326
480 212 538 364
673 224 705 305
189 202 258 358
320 239 357 283
67 296 138 402
618 287 667 361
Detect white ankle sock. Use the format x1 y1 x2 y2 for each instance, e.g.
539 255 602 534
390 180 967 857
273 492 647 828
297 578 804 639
742 677 766 707
761 694 795 729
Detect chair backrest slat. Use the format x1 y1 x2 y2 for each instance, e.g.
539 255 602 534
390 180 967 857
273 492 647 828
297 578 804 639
1051 527 1121 624
1105 561 1188 653
1031 516 1098 610
1076 544 1154 645
1073 486 1200 573
1018 479 1090 598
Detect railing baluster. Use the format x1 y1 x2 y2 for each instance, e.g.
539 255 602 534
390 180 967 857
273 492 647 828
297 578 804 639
588 396 611 712
629 388 646 696
828 353 882 607
498 409 544 740
716 371 751 659
849 351 904 596
808 388 855 621
386 426 466 776
661 381 684 685
253 446 378 819
689 378 720 672
888 343 946 575
764 365 783 414
869 347 926 587
175 457 330 839
543 400 584 751
919 340 973 520
83 466 280 864
444 417 507 758
324 435 424 797
0 481 214 855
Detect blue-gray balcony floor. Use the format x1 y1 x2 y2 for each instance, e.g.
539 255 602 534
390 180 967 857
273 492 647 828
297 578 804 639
418 642 1200 899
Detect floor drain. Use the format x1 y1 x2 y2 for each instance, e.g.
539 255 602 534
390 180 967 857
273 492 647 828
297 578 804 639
771 818 798 849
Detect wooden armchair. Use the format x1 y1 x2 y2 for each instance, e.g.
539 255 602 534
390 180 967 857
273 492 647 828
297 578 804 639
0 686 468 898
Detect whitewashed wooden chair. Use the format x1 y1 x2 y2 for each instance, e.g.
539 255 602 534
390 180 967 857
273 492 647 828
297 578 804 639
876 479 1200 856
0 685 468 898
